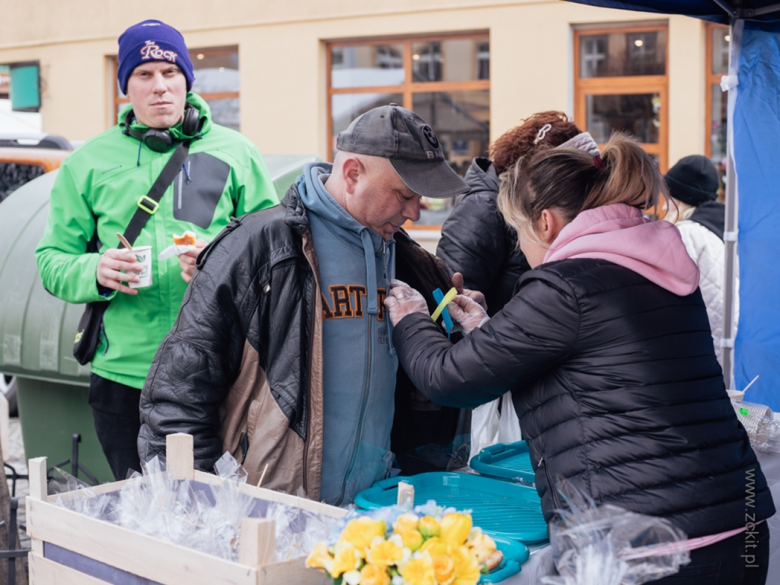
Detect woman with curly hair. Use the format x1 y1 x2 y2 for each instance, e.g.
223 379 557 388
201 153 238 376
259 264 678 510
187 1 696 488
437 111 597 315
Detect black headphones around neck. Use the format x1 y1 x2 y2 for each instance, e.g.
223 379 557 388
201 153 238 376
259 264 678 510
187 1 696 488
122 103 201 152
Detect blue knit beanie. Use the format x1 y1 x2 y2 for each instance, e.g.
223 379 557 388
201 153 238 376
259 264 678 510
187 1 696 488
117 20 194 94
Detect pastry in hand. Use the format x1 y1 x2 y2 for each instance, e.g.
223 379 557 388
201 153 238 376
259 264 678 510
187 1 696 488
172 231 197 247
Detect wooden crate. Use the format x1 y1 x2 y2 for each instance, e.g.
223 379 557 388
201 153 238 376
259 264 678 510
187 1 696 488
26 433 347 585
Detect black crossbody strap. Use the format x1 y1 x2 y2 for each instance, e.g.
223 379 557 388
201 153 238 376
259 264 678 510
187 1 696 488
120 140 190 248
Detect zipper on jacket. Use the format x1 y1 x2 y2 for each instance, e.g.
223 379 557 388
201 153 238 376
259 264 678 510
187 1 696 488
302 277 315 498
539 454 563 510
336 317 373 506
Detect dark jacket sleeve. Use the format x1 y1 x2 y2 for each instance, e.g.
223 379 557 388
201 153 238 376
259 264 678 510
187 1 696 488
138 223 254 471
393 272 580 408
436 192 509 293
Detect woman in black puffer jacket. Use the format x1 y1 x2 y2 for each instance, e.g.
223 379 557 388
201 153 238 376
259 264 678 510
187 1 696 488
385 134 774 585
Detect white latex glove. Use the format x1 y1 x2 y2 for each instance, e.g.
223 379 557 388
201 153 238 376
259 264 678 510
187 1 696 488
385 279 429 326
448 294 490 334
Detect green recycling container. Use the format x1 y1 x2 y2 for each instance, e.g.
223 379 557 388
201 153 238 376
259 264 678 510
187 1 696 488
0 153 320 483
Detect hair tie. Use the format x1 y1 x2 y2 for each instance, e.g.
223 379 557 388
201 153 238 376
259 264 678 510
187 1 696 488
593 155 604 170
534 124 552 145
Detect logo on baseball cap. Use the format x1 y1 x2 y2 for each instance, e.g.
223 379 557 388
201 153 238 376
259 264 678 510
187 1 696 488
336 104 468 199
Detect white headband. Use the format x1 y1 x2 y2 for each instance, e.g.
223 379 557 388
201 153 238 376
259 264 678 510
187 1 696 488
555 132 601 157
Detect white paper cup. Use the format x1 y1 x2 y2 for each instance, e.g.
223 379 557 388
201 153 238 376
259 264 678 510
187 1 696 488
129 246 153 289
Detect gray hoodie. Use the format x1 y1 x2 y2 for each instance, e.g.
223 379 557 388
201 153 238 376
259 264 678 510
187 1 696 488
297 163 398 506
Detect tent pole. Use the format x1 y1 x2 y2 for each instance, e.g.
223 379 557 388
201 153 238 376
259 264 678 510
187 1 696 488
712 0 738 18
722 133 737 388
742 3 780 17
721 20 743 389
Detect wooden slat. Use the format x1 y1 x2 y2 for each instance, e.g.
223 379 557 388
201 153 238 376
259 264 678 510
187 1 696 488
48 479 125 504
31 539 43 556
29 553 110 585
192 470 347 518
166 433 195 481
27 499 257 585
50 469 345 518
259 557 332 585
28 457 47 501
239 518 275 568
397 482 415 508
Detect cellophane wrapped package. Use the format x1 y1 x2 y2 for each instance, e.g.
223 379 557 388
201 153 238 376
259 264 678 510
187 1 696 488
732 400 780 453
541 481 689 585
52 452 335 562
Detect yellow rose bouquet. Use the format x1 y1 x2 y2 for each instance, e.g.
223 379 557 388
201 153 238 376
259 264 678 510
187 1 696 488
306 503 503 585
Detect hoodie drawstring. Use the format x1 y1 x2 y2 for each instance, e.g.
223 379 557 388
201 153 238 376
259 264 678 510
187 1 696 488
136 140 142 167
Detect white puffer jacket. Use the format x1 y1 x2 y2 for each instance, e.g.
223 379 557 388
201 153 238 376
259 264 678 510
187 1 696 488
677 219 736 366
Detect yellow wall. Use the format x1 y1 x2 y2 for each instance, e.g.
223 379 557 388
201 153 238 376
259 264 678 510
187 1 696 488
0 0 707 165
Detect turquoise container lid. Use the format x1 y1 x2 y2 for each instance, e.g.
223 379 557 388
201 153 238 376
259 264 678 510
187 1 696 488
355 472 548 544
471 441 536 485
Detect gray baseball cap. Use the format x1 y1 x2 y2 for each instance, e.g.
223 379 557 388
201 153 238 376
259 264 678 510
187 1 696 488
336 103 469 199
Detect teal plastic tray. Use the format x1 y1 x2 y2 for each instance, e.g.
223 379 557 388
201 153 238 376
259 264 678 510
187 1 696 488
471 441 536 485
355 473 548 544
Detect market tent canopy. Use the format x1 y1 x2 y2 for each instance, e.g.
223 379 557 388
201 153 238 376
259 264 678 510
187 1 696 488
564 0 780 409
565 0 780 23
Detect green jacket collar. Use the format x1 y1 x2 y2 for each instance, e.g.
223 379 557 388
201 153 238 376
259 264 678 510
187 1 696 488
118 92 212 140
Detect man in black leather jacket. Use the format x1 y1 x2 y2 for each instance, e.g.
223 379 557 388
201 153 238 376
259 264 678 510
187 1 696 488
138 105 470 504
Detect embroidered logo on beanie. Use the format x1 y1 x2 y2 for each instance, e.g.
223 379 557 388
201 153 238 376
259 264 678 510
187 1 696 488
116 19 195 93
140 40 178 63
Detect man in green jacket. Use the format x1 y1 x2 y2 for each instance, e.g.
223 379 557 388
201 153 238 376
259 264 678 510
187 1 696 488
36 19 278 480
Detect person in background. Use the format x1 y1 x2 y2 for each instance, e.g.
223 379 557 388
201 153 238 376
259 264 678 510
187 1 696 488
36 19 279 480
386 134 773 585
437 112 597 316
665 154 730 366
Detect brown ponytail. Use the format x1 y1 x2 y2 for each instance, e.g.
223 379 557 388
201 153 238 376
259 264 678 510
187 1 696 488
584 134 666 214
497 132 667 242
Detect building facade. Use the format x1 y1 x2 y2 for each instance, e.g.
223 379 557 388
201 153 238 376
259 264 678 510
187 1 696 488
0 0 729 231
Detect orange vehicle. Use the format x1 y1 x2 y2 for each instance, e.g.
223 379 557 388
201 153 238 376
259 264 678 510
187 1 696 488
0 134 71 202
